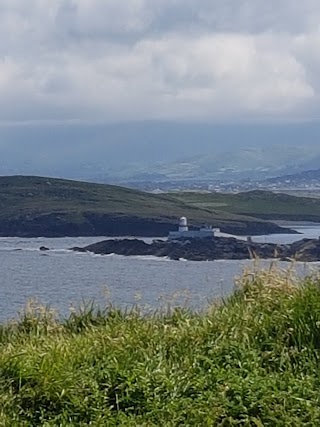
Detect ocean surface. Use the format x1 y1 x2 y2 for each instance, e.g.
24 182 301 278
1 225 320 322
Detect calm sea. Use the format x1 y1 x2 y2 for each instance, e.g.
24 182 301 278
1 225 320 322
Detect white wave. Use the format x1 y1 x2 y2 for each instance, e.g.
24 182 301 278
130 255 175 261
48 249 73 254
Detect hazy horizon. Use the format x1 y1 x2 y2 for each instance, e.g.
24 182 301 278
0 120 319 181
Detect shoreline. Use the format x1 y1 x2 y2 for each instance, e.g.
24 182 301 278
273 220 320 227
71 235 320 262
0 224 297 238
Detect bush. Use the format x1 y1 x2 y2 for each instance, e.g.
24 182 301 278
1 266 320 425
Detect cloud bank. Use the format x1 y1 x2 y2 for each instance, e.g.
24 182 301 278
0 0 319 123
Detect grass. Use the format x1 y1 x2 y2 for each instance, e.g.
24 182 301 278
2 175 318 237
2 267 320 425
169 190 320 222
0 176 276 236
1 176 320 232
0 175 246 221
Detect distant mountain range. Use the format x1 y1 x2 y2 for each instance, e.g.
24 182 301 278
116 145 320 183
0 121 320 183
264 168 320 185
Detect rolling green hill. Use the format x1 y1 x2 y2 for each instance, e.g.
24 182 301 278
0 176 288 237
169 190 320 222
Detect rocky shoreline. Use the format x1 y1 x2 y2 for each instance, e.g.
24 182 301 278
71 236 320 262
0 213 296 237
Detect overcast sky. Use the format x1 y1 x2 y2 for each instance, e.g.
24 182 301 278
1 0 320 125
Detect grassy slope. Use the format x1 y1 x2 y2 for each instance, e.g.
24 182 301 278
1 176 318 236
169 190 320 222
0 175 270 228
1 268 320 425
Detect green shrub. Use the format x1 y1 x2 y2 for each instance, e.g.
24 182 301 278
1 266 320 425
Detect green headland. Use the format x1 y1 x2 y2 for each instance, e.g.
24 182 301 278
0 175 316 237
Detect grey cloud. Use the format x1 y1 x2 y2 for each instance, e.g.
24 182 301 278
0 0 319 124
52 1 320 38
2 1 318 46
195 0 320 34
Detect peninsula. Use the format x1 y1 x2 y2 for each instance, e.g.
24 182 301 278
0 175 302 237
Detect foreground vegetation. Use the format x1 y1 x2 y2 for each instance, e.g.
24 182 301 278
2 267 320 425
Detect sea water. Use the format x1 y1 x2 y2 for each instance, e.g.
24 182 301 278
1 226 319 322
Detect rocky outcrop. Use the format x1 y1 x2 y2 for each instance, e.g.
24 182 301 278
71 236 320 262
287 238 320 262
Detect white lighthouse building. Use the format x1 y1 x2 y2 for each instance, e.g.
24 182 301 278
168 217 219 240
178 216 188 232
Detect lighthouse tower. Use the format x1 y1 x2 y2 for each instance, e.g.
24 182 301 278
168 216 219 240
178 216 188 233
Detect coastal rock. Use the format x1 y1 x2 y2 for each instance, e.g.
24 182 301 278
71 237 274 261
289 238 320 262
71 237 320 262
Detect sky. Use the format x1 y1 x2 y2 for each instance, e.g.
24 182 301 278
1 0 320 125
0 1 320 178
